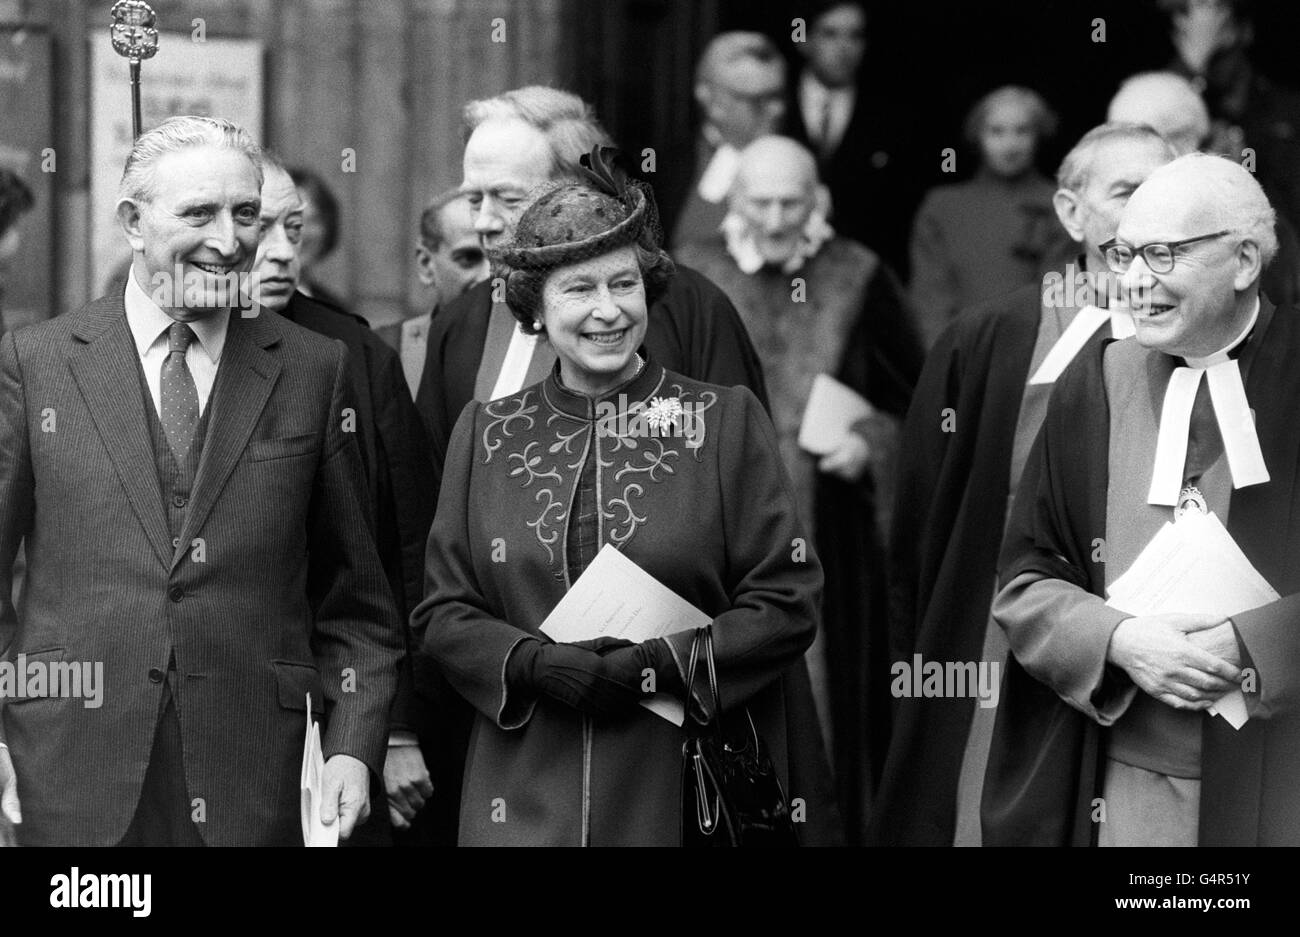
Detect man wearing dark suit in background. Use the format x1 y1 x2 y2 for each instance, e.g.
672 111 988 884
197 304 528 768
249 154 439 846
786 1 919 277
0 116 403 846
378 189 487 400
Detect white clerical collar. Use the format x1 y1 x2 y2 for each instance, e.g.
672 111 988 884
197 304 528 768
697 136 741 204
1147 298 1267 507
123 266 230 365
721 209 836 275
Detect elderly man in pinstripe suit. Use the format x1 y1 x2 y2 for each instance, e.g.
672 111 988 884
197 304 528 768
0 116 403 846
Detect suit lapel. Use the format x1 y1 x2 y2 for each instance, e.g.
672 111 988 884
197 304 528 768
172 310 282 570
67 296 174 569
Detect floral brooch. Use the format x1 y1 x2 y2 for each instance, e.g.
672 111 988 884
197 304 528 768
644 396 683 433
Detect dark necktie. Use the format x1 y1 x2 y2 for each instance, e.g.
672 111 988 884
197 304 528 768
817 94 835 159
159 321 200 461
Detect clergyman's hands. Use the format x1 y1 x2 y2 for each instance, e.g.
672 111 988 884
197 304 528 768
321 753 371 841
0 745 19 847
383 739 433 830
1185 620 1244 670
1107 612 1242 711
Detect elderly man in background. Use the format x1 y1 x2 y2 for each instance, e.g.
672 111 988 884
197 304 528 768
677 135 924 845
0 116 402 846
873 122 1176 847
250 153 438 845
1107 69 1300 307
669 32 786 249
985 153 1300 846
378 189 486 398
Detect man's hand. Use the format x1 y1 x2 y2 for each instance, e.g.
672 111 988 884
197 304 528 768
1186 619 1244 670
321 753 370 841
1107 612 1242 710
818 433 871 483
384 742 433 830
0 746 19 847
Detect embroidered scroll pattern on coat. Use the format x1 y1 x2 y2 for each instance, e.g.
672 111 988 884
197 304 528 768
480 384 718 567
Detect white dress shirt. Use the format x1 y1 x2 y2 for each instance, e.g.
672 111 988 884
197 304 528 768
123 269 229 417
800 72 855 156
399 311 433 398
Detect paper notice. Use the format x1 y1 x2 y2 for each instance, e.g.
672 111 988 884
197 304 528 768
540 544 710 725
300 693 338 847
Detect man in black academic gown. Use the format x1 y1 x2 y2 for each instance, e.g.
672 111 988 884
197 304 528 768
871 123 1176 846
415 85 769 472
251 155 440 845
985 152 1300 846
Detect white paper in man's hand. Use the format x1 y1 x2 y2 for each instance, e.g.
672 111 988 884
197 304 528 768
540 544 710 725
1106 510 1277 729
798 373 874 456
300 693 338 847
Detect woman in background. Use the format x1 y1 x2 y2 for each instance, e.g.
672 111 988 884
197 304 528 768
908 85 1072 347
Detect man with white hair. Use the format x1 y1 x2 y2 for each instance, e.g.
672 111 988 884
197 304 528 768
872 122 1176 847
676 134 923 845
0 116 403 845
669 32 787 249
985 152 1300 846
1106 69 1300 306
1108 71 1210 156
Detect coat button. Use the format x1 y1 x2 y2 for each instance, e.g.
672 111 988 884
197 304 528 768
168 586 184 603
172 494 188 508
148 668 164 684
172 537 181 549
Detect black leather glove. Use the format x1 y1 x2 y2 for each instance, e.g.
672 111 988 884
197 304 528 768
506 638 643 716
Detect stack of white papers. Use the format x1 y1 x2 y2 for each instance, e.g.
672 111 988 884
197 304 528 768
1106 510 1278 729
300 693 338 847
540 544 711 726
798 374 874 456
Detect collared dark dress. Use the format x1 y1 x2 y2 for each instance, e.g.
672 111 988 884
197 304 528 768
412 362 837 845
983 298 1300 846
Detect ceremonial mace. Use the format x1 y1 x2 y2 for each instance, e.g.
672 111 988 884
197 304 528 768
109 0 159 140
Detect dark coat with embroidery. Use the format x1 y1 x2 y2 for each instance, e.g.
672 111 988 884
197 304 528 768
412 363 830 845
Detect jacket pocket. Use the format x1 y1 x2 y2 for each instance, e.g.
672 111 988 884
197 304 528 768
272 660 326 713
3 646 67 706
248 433 319 463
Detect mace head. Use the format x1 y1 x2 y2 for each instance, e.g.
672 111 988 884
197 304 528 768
110 0 159 62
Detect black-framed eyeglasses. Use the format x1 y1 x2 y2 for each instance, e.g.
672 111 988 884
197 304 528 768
1100 229 1234 275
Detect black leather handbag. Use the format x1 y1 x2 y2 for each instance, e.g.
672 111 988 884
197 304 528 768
680 625 798 847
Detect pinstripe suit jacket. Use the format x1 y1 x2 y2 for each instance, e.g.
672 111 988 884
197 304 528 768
0 292 404 846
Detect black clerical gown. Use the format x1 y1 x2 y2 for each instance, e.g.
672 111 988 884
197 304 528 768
871 273 1127 846
983 298 1300 846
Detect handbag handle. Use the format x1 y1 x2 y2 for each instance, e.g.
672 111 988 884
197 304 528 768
684 625 723 729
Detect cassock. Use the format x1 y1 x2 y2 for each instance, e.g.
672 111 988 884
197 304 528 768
871 263 1134 846
415 263 770 475
983 296 1300 846
277 292 443 844
675 234 924 844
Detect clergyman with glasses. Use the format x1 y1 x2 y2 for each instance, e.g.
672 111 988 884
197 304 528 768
983 152 1300 847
